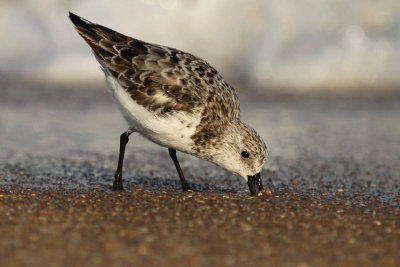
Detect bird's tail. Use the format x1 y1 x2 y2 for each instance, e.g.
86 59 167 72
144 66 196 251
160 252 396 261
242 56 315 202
69 12 130 61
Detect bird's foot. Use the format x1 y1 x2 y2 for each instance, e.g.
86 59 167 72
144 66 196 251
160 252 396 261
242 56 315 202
113 175 124 191
181 183 193 192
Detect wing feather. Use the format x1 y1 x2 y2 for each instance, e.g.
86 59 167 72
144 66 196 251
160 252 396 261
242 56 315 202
69 12 240 121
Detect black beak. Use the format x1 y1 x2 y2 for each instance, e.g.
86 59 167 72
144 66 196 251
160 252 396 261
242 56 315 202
247 172 263 195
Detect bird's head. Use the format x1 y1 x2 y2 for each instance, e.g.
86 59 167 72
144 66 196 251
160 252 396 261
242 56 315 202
199 120 268 195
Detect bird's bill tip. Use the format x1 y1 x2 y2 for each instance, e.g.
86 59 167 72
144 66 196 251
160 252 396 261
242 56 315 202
247 172 263 196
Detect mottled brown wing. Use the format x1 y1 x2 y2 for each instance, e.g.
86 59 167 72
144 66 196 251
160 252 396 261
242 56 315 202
69 12 240 119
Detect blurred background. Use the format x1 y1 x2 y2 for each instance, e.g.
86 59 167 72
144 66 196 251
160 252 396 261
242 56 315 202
0 0 399 95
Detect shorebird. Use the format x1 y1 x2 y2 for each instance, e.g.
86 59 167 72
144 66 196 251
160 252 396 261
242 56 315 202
69 12 267 195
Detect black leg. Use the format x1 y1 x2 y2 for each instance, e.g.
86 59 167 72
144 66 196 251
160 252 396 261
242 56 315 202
113 130 133 191
168 148 191 192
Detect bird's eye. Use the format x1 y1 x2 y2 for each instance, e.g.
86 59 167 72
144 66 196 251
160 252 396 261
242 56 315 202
241 150 250 158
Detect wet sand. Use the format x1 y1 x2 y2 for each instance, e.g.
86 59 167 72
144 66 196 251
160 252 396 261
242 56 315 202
0 187 399 267
1 80 400 266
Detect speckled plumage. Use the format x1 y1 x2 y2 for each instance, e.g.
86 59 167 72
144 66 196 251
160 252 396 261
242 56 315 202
69 13 267 192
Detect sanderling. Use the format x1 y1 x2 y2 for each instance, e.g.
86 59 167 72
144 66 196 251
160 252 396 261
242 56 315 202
69 12 267 195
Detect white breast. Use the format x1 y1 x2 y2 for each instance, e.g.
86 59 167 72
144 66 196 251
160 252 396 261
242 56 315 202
104 73 199 154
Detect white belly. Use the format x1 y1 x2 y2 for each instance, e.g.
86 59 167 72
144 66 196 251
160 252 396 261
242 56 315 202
105 74 199 154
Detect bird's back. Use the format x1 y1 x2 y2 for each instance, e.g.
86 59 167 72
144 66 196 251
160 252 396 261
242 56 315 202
69 12 241 152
